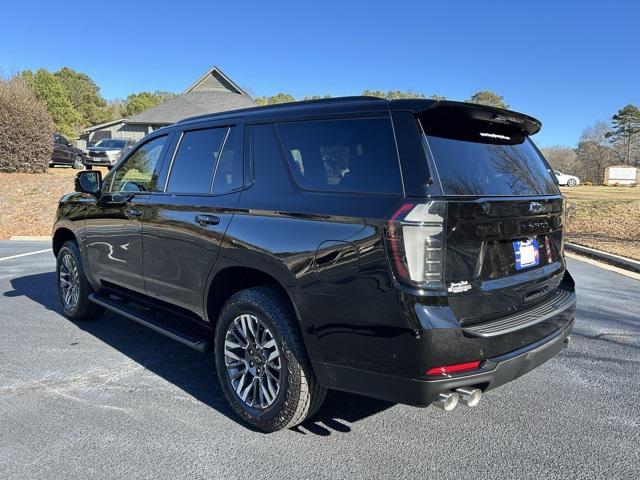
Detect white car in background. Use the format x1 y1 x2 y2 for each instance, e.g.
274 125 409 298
554 170 580 186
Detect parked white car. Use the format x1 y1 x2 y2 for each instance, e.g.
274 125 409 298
554 170 580 186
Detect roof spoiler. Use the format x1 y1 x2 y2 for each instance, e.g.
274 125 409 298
417 101 541 141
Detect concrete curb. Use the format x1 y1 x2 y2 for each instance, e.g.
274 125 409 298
9 236 51 241
565 242 640 273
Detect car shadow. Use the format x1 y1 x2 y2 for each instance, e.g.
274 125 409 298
5 272 394 435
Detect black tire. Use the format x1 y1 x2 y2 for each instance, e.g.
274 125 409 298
72 155 84 170
214 286 326 432
56 240 103 320
567 178 577 187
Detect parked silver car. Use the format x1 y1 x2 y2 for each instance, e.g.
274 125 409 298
84 138 136 167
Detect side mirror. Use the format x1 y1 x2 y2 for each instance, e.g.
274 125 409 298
75 170 102 195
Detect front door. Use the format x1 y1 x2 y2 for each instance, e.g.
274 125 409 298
142 122 244 316
84 133 172 294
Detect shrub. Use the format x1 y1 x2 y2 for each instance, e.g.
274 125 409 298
583 181 593 186
0 77 54 173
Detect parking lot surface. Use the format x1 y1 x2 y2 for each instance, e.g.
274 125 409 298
1 241 638 479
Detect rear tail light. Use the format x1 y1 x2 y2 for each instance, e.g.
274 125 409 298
425 361 481 376
385 201 447 290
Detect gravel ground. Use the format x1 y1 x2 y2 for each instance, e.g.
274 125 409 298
0 241 638 479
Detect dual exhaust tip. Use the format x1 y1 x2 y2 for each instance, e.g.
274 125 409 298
433 387 482 411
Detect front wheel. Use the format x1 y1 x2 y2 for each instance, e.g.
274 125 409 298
214 287 326 432
56 241 103 320
567 178 577 187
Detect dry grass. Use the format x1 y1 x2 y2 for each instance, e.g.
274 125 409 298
0 167 108 239
561 186 640 260
1 172 638 261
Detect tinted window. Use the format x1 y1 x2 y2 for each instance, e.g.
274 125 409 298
167 127 228 194
426 135 559 196
95 139 127 149
110 135 167 192
277 118 402 194
212 127 243 194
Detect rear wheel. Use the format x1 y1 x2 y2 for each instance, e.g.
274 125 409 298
56 241 103 320
214 287 326 432
567 178 577 187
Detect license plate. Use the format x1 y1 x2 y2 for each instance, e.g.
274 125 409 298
513 238 540 270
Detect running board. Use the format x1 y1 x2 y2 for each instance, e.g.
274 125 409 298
88 293 210 352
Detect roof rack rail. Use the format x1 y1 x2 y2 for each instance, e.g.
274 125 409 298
176 96 385 124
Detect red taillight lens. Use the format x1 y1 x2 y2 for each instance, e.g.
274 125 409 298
425 361 481 376
384 201 447 290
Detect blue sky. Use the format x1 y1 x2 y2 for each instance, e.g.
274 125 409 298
1 0 638 147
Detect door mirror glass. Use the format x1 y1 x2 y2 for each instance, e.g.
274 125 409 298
75 170 102 195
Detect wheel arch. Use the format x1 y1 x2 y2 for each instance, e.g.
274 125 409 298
52 227 77 257
204 263 304 331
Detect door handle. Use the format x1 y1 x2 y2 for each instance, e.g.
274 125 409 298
125 206 143 219
194 214 220 226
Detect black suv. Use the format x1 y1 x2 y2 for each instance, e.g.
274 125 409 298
50 133 85 169
53 97 576 432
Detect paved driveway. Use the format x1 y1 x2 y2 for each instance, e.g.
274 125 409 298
0 241 638 479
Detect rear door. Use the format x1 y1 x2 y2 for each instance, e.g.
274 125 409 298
142 120 244 317
416 107 565 324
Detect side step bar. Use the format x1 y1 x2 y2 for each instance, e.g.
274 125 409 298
88 293 210 352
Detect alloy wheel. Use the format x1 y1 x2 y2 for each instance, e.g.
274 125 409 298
224 314 282 409
59 253 80 309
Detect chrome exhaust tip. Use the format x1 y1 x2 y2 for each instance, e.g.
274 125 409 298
432 392 459 411
456 387 482 407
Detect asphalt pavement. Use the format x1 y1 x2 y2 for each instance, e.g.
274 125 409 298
0 240 638 479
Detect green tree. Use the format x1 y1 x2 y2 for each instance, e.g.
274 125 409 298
122 91 175 117
466 90 509 109
19 69 83 138
301 94 332 101
605 104 640 166
362 89 427 100
54 67 113 125
254 93 296 106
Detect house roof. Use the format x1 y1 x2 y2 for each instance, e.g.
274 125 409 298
84 66 256 132
125 90 257 124
81 118 125 135
184 65 251 97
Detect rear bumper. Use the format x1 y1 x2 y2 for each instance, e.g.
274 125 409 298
313 317 573 407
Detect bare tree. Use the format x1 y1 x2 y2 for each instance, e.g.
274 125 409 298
575 121 616 184
540 146 577 173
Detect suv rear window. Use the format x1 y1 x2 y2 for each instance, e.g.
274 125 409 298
424 133 559 196
277 118 402 194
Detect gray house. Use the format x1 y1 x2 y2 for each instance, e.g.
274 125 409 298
77 66 256 149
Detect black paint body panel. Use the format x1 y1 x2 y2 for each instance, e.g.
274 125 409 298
53 97 575 406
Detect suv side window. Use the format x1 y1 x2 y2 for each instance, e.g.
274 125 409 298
276 117 402 194
109 135 167 193
166 127 228 194
212 126 243 194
